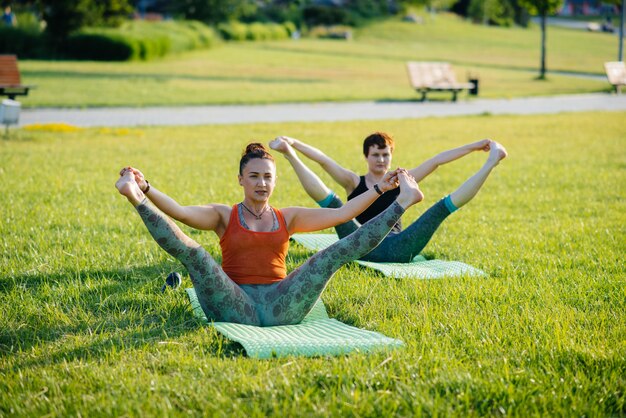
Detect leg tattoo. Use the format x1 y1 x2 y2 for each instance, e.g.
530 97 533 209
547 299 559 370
259 201 406 325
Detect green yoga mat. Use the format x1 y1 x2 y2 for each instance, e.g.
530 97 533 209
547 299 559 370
186 288 404 359
291 233 485 279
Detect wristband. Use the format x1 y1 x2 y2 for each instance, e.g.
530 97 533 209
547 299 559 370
373 184 383 195
142 180 150 194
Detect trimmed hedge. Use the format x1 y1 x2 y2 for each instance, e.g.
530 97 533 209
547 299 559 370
0 19 296 61
66 32 144 61
66 20 217 61
217 21 292 41
0 27 47 58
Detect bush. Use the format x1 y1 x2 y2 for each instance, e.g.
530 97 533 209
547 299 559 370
0 27 47 58
64 20 217 61
282 21 297 37
218 21 290 41
469 0 515 26
66 32 140 61
217 21 249 40
124 20 216 53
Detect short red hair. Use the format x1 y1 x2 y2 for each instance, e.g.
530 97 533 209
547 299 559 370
362 132 394 156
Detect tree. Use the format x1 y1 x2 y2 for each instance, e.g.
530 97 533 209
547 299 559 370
468 0 514 26
517 0 563 79
173 0 255 25
39 0 132 42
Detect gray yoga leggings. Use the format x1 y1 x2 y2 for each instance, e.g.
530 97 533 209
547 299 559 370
319 194 456 262
135 199 405 326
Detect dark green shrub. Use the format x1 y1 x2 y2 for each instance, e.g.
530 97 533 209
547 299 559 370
0 27 47 58
65 32 139 61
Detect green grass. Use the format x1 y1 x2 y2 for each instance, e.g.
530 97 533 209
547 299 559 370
1 112 624 416
18 13 616 108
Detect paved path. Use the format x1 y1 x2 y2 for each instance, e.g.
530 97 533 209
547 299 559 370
19 93 626 127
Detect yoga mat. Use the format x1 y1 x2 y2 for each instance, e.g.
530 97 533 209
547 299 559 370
186 288 404 359
291 233 485 279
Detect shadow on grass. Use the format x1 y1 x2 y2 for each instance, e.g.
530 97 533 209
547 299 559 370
375 97 470 103
2 242 435 364
22 70 324 85
258 44 607 77
0 264 247 364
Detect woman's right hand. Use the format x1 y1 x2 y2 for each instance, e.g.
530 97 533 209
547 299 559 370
472 139 491 151
377 168 401 193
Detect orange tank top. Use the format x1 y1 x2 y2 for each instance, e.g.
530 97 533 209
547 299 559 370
219 205 290 285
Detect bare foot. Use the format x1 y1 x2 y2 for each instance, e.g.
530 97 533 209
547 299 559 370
395 169 424 210
487 141 508 167
269 137 296 158
116 169 144 206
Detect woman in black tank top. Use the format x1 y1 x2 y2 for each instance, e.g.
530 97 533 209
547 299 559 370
269 134 507 263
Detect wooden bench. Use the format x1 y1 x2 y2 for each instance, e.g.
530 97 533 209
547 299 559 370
406 61 475 101
0 55 31 100
604 61 626 94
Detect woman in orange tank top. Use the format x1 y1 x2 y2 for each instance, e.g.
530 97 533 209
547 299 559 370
116 143 424 326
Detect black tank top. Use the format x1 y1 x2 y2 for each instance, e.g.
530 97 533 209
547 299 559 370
347 176 402 233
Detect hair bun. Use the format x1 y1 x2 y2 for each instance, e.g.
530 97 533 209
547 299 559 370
244 142 267 155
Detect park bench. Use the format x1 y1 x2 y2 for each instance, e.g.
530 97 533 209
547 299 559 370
406 61 475 102
604 61 626 94
0 55 31 100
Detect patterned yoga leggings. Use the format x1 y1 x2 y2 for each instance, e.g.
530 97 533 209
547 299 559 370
135 199 405 326
321 194 455 263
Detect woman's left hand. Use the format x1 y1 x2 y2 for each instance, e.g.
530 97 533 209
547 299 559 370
119 166 148 191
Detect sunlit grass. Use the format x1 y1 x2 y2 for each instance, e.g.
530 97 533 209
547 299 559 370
1 111 624 416
18 13 614 108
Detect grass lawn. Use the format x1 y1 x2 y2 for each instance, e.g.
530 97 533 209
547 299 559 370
17 13 617 108
1 111 624 416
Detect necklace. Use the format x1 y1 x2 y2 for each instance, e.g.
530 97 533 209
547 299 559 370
240 202 269 220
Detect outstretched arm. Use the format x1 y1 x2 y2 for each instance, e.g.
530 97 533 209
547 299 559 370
282 169 402 234
278 136 360 194
408 139 491 182
121 167 226 232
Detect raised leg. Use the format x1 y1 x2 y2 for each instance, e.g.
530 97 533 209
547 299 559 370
259 170 423 325
116 171 260 325
360 197 451 262
449 141 507 209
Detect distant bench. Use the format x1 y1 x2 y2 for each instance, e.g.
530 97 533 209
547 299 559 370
604 61 626 94
406 61 475 102
0 55 31 100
